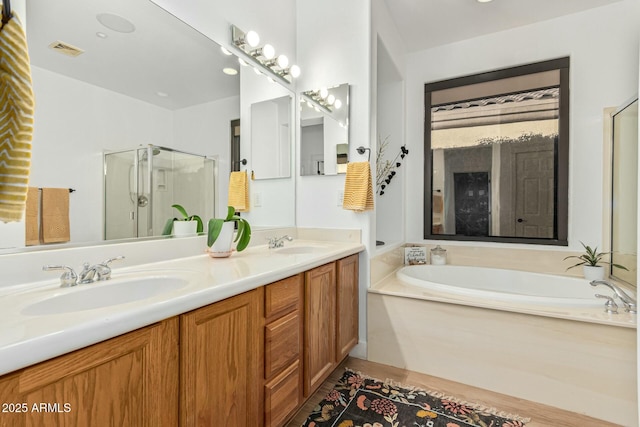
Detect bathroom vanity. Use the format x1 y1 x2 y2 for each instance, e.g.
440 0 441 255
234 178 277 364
0 241 362 427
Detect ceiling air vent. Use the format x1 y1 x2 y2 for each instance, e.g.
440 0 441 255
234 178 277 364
48 40 84 57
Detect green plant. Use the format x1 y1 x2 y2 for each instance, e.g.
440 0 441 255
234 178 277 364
207 206 251 252
563 241 628 271
162 204 203 235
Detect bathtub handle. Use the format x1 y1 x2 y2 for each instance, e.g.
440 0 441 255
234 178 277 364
595 294 618 314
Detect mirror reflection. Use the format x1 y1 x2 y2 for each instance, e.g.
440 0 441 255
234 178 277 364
611 98 638 286
250 95 291 180
1 0 300 252
300 83 350 176
104 146 215 240
424 59 569 245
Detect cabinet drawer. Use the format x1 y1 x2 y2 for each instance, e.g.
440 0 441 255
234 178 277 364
265 311 301 379
264 361 302 427
265 274 302 320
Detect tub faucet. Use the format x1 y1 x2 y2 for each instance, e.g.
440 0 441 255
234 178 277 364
590 280 637 314
267 235 293 249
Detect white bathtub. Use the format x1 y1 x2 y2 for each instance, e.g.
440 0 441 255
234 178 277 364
396 265 602 307
369 263 637 425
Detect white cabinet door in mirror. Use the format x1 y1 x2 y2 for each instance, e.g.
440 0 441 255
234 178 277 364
250 95 292 180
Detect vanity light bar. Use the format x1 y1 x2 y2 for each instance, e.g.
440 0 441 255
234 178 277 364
230 25 300 85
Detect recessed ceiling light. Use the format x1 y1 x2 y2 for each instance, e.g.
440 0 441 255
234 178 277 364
156 91 169 98
477 0 493 2
96 32 108 39
223 67 238 76
96 13 136 33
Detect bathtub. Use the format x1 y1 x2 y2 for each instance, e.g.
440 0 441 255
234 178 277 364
396 265 603 307
368 264 637 426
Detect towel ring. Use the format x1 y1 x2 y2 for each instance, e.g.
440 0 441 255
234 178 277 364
356 146 371 161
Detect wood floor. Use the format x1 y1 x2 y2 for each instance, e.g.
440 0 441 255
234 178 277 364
286 357 622 427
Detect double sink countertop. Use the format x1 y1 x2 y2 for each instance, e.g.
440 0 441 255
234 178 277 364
0 240 364 376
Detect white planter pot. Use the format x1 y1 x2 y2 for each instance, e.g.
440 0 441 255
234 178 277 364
172 220 198 236
583 265 605 281
208 222 235 258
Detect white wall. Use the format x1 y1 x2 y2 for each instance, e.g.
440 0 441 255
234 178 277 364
173 95 240 219
404 0 640 251
296 0 372 358
28 67 174 244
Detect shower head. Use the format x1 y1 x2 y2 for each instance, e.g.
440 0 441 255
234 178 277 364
140 147 161 161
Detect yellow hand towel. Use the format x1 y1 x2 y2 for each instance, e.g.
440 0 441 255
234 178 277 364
228 171 249 212
25 186 39 245
41 188 70 244
342 161 374 212
0 13 35 222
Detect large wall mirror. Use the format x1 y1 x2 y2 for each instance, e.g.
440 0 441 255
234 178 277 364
300 83 350 176
611 98 638 286
424 58 569 245
0 0 296 253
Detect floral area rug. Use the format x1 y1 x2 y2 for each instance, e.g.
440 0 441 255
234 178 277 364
301 369 529 427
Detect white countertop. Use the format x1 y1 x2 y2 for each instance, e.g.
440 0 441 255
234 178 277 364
0 240 364 376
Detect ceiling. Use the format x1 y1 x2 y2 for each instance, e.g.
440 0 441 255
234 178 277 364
26 0 624 109
27 0 239 110
382 0 624 53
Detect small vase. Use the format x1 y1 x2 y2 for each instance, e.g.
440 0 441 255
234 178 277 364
172 220 198 236
583 265 605 281
208 222 235 258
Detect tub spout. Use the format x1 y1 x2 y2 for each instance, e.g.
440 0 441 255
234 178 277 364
590 280 637 314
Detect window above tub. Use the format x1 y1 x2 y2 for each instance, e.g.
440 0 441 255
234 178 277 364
423 57 569 246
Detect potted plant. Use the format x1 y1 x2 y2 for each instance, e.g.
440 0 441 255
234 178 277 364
207 206 251 258
564 241 628 280
162 204 203 236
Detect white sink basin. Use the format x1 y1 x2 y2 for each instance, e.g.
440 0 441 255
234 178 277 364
275 245 328 255
22 274 190 316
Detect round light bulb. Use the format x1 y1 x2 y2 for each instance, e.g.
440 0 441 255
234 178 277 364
246 30 260 48
289 64 301 78
326 94 336 105
334 99 342 109
276 54 289 69
319 88 329 99
262 44 275 60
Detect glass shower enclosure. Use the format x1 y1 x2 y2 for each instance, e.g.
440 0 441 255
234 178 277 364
104 145 215 240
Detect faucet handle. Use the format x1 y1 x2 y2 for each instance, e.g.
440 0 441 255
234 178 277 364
43 265 78 288
97 255 125 281
595 294 618 314
101 255 125 266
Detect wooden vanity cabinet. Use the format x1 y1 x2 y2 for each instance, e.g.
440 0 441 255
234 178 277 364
303 262 337 397
263 274 303 427
0 253 359 427
0 318 179 427
303 255 360 398
180 288 263 427
336 254 359 361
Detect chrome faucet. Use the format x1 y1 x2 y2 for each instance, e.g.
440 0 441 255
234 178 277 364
267 235 293 249
44 256 125 287
590 280 637 314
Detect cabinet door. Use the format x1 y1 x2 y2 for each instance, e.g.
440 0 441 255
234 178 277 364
303 263 336 397
0 319 179 427
180 289 262 427
336 254 359 361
